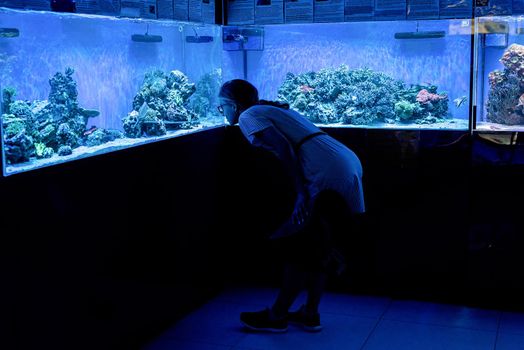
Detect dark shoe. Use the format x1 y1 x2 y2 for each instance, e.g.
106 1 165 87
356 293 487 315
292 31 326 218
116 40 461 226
240 308 288 333
288 305 323 332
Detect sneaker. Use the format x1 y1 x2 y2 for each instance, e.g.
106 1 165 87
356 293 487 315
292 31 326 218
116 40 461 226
288 305 323 332
240 308 288 333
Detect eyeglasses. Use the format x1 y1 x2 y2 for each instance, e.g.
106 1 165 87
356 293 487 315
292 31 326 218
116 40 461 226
217 102 235 115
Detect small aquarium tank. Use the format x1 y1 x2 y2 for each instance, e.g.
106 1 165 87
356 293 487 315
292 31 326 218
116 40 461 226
473 15 524 131
222 19 472 130
0 7 223 176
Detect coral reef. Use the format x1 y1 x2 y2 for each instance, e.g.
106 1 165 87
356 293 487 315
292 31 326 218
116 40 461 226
123 69 199 138
486 44 524 125
1 67 122 165
277 65 448 126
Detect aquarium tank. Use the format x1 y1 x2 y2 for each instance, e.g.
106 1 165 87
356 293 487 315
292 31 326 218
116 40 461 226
222 19 472 130
473 15 524 132
0 7 223 176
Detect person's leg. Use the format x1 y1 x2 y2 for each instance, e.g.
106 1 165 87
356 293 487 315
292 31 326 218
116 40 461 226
270 262 307 319
304 268 328 315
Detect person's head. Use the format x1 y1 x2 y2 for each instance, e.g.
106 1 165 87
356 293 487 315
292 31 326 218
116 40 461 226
218 79 259 125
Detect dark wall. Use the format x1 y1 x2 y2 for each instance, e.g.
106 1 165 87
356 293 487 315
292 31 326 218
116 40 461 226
2 126 523 350
1 127 229 350
217 127 524 311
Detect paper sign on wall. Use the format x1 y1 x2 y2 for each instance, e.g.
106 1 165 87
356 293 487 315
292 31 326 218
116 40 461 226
285 0 313 23
256 0 284 24
344 0 374 21
189 0 202 21
407 0 439 19
174 0 189 20
374 0 406 20
202 0 216 23
157 0 175 18
228 0 255 24
314 0 344 23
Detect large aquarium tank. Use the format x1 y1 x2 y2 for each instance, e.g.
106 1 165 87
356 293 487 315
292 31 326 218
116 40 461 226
0 7 223 176
473 15 524 131
222 19 472 130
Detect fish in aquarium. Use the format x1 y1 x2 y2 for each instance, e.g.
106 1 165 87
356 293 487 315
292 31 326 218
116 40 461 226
453 95 468 108
486 43 524 125
1 67 123 165
277 64 449 126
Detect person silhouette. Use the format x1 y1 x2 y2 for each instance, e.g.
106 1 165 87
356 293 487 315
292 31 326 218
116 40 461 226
218 79 365 332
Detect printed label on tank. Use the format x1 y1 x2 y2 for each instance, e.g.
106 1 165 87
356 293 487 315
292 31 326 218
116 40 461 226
439 0 473 18
285 0 314 23
344 0 374 21
475 0 512 15
202 0 215 23
228 0 255 24
407 0 439 18
157 0 175 18
374 0 406 20
314 0 344 22
189 0 202 21
174 0 189 20
256 0 284 24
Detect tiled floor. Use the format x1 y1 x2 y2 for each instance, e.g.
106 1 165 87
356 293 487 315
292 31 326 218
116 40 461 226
143 285 524 350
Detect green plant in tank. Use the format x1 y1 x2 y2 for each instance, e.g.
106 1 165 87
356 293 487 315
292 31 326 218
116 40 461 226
395 100 417 120
34 142 53 159
277 65 449 126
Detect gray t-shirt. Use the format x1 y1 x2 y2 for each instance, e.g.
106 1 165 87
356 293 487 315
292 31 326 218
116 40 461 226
239 104 365 214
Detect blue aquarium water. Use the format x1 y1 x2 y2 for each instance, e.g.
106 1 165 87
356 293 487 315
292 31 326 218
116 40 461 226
474 15 524 132
222 19 472 130
0 7 223 175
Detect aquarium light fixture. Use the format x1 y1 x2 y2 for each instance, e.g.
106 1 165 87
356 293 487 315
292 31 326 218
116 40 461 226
394 31 446 39
394 21 446 39
0 28 20 38
186 27 213 43
131 24 162 43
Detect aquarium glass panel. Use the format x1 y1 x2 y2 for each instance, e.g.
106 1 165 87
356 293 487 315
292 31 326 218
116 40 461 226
0 8 223 176
474 16 524 132
222 19 472 130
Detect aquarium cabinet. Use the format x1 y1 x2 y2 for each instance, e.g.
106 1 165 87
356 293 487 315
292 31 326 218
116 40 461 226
473 15 524 132
222 19 473 131
5 6 514 176
0 7 223 176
